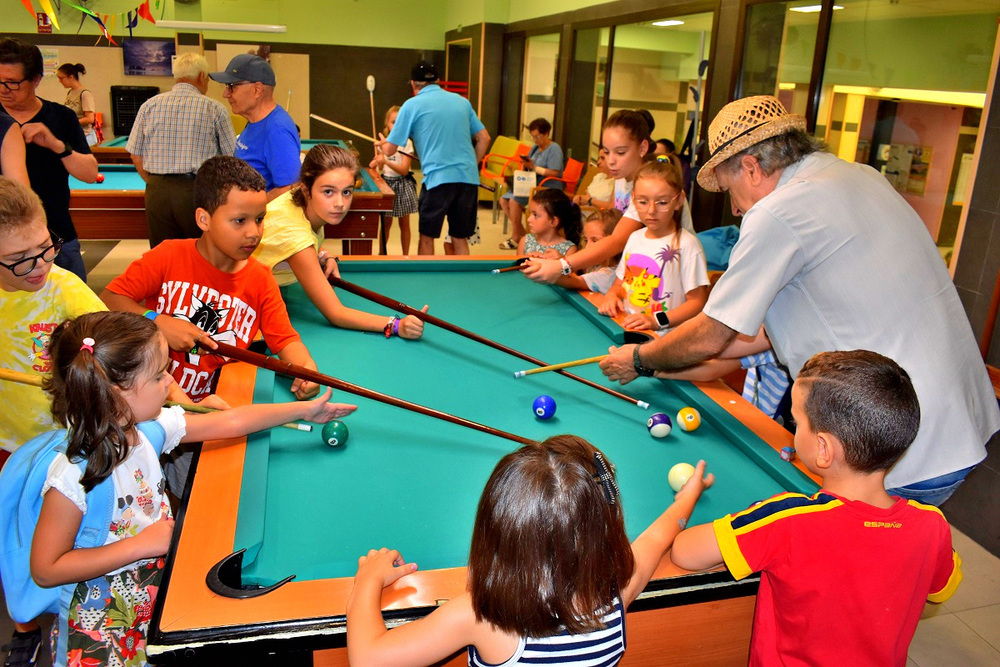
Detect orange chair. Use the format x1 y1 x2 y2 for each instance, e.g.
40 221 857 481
538 158 585 195
480 139 531 225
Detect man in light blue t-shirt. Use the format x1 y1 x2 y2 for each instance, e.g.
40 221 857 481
210 54 300 200
379 61 490 255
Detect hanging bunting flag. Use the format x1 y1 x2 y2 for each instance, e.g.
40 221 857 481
137 1 155 24
37 0 60 30
125 9 138 38
63 2 114 44
19 0 35 20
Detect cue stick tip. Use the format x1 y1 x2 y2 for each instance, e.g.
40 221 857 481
637 400 650 410
513 370 525 378
491 268 500 274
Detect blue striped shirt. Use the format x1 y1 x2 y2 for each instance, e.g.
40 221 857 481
468 598 625 667
740 351 791 420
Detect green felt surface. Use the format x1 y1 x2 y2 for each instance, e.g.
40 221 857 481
234 260 817 586
68 158 380 194
69 164 148 191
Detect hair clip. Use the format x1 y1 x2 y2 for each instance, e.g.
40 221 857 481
593 451 619 506
655 154 671 163
79 337 95 353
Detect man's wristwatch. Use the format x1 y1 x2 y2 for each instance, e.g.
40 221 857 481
632 343 655 377
55 144 73 158
559 258 573 276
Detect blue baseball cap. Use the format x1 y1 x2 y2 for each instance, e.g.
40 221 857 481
209 54 275 86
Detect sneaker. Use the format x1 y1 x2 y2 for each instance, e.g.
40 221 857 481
2 628 41 667
498 238 517 250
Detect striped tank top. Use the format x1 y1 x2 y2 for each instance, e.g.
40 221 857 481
467 597 626 667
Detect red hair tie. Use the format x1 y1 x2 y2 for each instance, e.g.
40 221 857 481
79 337 95 353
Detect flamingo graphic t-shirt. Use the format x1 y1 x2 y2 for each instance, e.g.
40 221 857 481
614 227 709 318
105 239 300 401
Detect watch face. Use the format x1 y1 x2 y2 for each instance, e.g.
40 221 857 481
655 311 670 327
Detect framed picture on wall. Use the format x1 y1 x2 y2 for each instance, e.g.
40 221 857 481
122 39 176 76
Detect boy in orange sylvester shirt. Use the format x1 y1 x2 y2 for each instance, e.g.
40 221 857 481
102 156 320 489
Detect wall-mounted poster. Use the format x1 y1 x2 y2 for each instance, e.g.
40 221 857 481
123 40 176 76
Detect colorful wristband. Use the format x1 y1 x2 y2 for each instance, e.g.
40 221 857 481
143 309 158 321
384 316 399 338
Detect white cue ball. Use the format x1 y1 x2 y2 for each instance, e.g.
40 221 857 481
668 462 697 493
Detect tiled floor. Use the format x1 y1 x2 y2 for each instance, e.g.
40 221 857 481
3 206 998 665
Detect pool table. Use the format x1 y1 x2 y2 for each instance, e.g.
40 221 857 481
91 136 359 165
67 158 393 253
147 258 818 665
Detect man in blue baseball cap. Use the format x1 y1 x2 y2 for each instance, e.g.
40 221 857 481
211 54 299 200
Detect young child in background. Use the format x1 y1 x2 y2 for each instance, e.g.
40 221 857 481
556 207 622 294
672 350 962 666
25 311 354 667
100 156 323 492
0 177 107 667
517 188 581 259
370 106 418 255
256 144 425 338
346 435 713 666
523 110 693 284
599 160 708 333
573 150 614 210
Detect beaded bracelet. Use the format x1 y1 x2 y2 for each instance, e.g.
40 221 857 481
383 316 400 338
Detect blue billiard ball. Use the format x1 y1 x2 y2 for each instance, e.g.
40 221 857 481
533 395 557 420
322 420 349 447
647 412 672 438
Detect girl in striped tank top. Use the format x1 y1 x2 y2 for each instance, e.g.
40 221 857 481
346 435 714 666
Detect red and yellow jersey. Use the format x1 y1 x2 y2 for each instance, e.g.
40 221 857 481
714 491 961 667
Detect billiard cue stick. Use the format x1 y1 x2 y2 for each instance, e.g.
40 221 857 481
0 367 309 432
326 276 650 410
514 355 609 378
309 113 418 161
366 75 378 144
490 257 529 274
202 341 535 445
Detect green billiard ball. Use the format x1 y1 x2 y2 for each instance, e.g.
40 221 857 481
322 420 349 447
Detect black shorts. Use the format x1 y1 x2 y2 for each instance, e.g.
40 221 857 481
418 182 478 239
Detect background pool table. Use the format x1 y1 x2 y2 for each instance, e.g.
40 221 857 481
147 258 817 665
91 136 359 165
68 156 392 253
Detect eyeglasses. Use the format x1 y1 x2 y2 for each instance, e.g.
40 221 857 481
224 81 251 93
633 190 682 212
0 237 62 276
0 78 29 91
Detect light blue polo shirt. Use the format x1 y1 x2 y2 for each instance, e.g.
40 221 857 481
386 84 485 190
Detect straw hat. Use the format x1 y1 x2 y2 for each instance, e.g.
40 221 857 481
697 95 806 192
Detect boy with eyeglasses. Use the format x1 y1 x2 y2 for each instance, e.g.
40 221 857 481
0 38 98 283
0 178 105 462
0 177 104 667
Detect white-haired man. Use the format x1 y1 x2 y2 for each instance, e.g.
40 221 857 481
127 52 237 246
598 95 1000 505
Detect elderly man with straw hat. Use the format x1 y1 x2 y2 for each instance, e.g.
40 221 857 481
599 95 999 505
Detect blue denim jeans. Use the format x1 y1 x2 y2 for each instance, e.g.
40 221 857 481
54 237 87 283
886 464 977 506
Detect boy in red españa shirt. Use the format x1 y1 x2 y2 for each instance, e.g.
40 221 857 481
671 350 962 667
